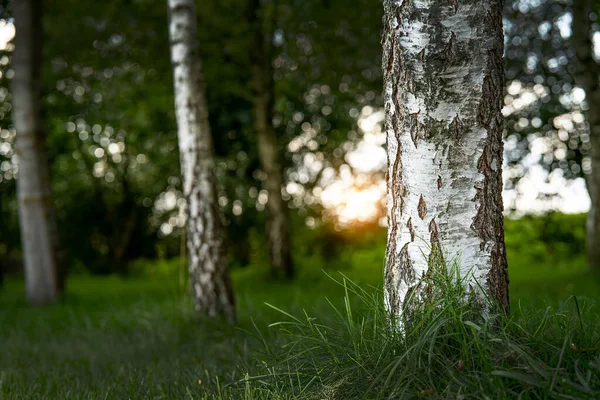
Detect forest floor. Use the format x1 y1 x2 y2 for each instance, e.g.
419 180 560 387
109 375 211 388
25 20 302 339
1 231 600 399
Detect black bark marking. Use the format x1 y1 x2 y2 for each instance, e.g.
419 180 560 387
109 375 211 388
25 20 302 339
445 31 457 63
437 175 443 191
399 244 416 310
451 114 464 142
429 218 439 241
471 5 509 315
478 75 495 128
410 113 420 147
384 13 406 286
405 68 415 93
407 217 415 242
410 113 428 148
418 195 427 220
476 147 487 172
386 33 397 78
385 243 416 317
428 218 444 266
394 0 406 21
384 265 398 316
449 0 459 13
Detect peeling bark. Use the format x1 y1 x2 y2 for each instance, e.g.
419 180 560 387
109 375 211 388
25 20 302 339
167 0 235 322
248 0 293 278
572 0 600 271
12 0 61 305
382 0 509 317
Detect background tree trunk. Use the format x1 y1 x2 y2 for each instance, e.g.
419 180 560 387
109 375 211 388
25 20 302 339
572 0 600 271
382 0 509 316
167 0 235 322
249 0 293 278
12 0 61 305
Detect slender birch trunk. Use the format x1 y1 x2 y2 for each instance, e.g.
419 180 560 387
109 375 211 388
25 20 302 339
249 0 293 278
572 0 600 271
167 0 235 322
12 0 61 305
382 0 509 317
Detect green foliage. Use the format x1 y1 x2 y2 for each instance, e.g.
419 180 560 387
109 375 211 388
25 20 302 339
505 213 586 263
503 213 600 306
0 0 594 275
0 0 385 275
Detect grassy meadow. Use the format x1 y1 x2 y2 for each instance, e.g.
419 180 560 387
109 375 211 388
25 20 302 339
1 214 599 399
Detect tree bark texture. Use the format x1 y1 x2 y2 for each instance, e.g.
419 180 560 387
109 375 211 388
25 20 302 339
572 0 600 271
167 0 235 322
248 0 294 278
12 0 61 305
382 0 509 317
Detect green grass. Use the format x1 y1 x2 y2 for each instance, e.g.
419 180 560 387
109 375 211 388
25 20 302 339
1 231 599 399
237 273 600 399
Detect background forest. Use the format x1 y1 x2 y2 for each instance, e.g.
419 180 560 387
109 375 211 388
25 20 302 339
1 0 600 399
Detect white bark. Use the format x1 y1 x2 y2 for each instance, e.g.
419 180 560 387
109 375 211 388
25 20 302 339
382 0 508 317
168 0 235 322
12 0 60 305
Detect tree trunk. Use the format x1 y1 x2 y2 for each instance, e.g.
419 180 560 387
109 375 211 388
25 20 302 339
12 0 61 305
382 0 509 317
167 0 235 322
572 0 600 271
248 0 293 278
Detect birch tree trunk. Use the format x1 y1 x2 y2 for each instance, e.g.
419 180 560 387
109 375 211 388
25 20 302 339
382 0 509 317
249 0 294 278
12 0 61 305
572 0 600 271
167 0 235 322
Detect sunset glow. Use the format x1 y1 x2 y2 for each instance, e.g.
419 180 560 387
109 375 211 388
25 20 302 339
317 107 387 227
320 174 386 227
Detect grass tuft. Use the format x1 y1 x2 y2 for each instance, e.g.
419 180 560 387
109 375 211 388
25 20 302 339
230 269 600 399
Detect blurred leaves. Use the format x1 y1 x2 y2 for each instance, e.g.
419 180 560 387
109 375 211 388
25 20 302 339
1 0 596 273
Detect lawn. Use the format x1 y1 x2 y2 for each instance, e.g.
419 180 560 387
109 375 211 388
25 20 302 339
1 219 600 399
